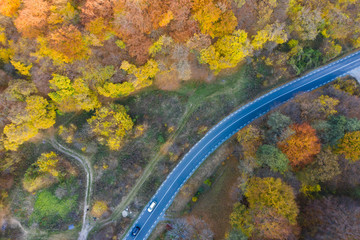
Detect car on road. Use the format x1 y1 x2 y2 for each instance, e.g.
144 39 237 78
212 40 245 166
131 226 140 236
147 201 157 212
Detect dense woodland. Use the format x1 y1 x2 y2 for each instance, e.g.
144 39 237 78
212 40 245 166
0 0 360 239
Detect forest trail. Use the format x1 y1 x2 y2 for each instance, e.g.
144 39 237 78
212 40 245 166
49 138 94 240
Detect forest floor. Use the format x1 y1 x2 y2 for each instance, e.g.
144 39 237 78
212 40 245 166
185 156 240 239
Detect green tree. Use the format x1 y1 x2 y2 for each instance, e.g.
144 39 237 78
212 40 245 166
226 229 248 240
314 115 360 146
256 145 289 173
289 47 322 75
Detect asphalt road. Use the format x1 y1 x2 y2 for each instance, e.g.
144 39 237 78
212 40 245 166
124 50 360 240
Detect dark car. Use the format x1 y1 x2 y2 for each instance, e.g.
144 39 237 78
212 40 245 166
131 226 140 236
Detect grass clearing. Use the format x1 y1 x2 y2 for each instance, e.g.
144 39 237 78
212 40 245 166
186 156 240 239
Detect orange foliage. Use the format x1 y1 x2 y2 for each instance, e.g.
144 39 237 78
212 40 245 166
147 0 171 29
0 0 21 17
80 0 115 25
125 34 152 65
47 25 90 63
14 0 50 38
168 0 199 42
278 123 320 170
112 0 153 64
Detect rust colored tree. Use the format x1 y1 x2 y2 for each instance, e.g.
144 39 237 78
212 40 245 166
278 123 321 170
14 0 50 38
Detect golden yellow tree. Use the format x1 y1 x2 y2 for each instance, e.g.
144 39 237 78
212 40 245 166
87 104 134 150
200 30 253 74
10 60 32 77
192 0 237 38
0 0 21 17
3 96 56 151
49 74 100 112
91 201 108 218
36 152 60 177
120 59 159 90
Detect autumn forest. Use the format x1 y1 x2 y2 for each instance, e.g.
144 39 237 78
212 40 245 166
0 0 360 239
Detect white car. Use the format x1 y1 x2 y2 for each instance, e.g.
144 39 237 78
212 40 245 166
147 201 157 212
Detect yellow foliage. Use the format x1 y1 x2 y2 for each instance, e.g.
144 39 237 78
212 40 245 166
115 39 126 49
23 174 58 193
35 37 68 65
149 35 172 57
87 104 134 150
353 37 360 48
10 60 32 77
300 184 321 198
321 29 330 38
26 96 56 129
245 177 299 224
200 30 253 74
48 2 76 26
5 79 38 101
316 95 339 117
86 17 113 46
252 23 288 50
91 201 108 218
121 59 159 90
3 95 56 151
237 125 262 159
192 0 237 38
36 152 59 177
159 10 174 27
0 0 20 17
0 47 13 63
49 74 100 112
35 26 90 64
0 26 6 45
96 81 135 98
0 28 14 62
3 123 38 151
134 124 145 138
58 124 77 143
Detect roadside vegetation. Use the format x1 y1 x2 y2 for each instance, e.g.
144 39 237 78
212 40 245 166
155 76 360 240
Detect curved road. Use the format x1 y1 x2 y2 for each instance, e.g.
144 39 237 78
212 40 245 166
124 50 360 240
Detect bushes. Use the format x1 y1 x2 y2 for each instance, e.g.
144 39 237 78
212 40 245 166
256 145 289 173
289 47 322 75
91 201 108 218
30 190 77 228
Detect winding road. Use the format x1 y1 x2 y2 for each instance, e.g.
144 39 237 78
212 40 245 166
123 50 360 240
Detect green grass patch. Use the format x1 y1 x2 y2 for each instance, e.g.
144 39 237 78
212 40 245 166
30 178 79 229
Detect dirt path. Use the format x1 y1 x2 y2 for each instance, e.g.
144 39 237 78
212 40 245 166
49 138 94 240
